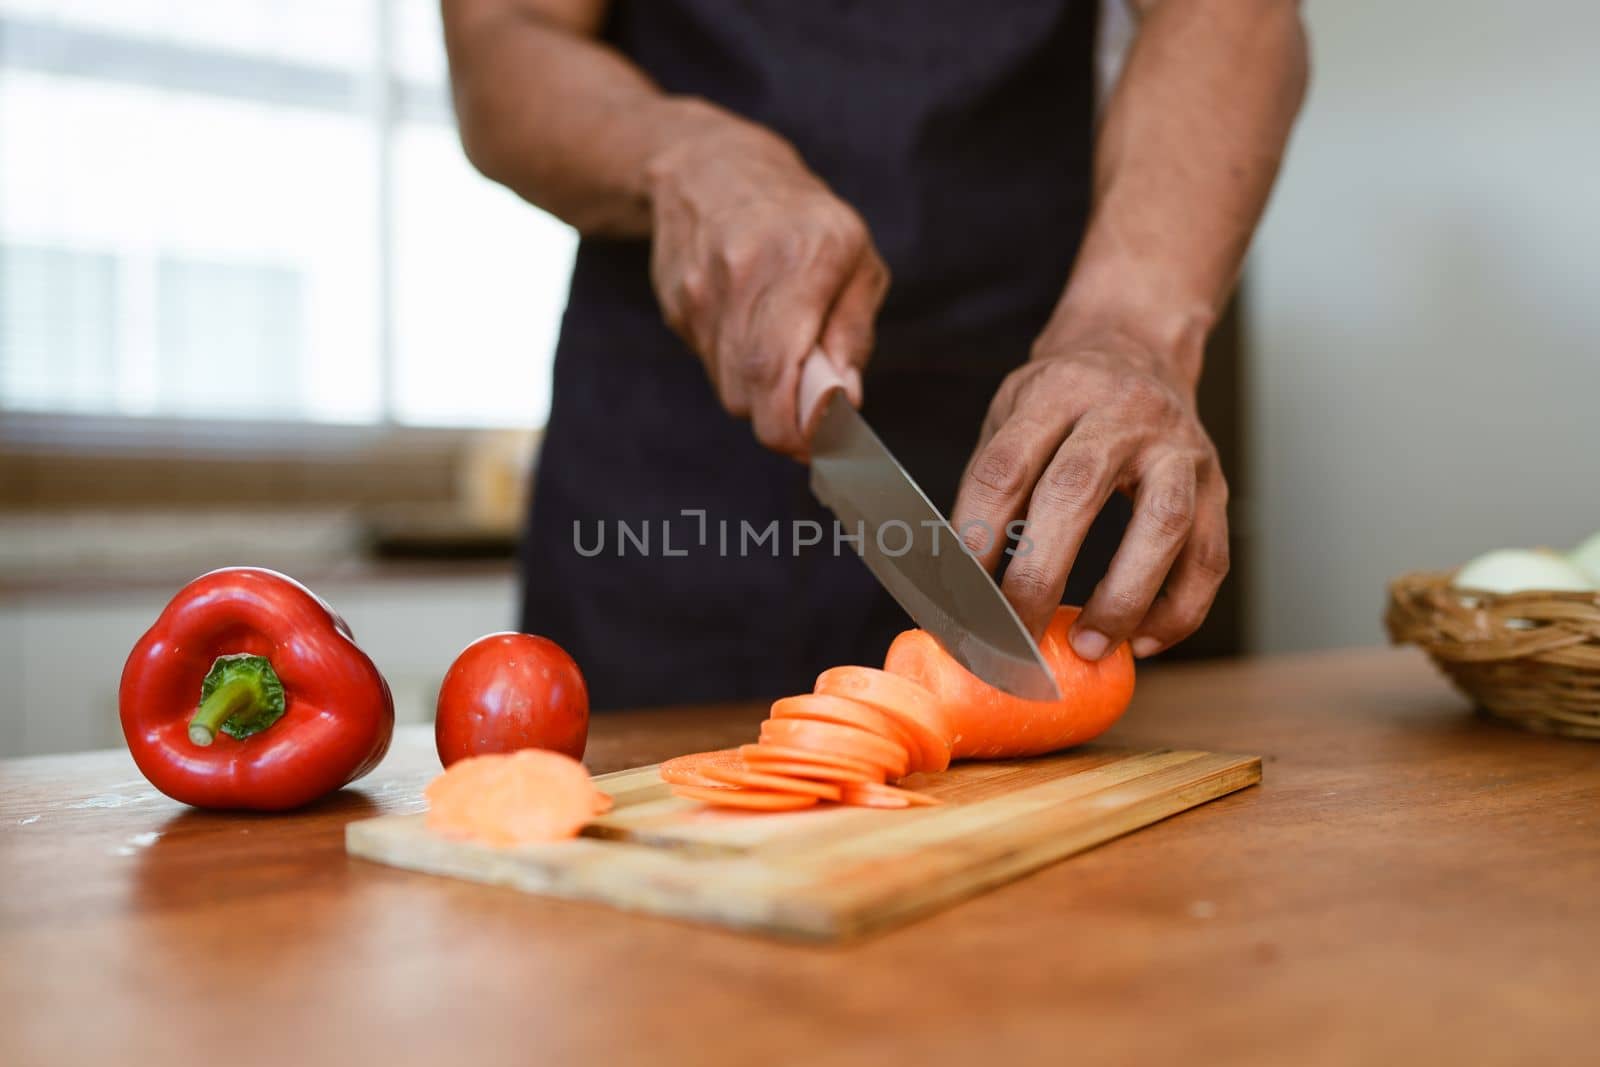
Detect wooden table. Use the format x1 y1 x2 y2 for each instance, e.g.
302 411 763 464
4 648 1598 1066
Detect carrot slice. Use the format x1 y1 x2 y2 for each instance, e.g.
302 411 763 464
659 748 745 789
738 743 886 778
769 693 923 771
839 781 943 809
734 758 878 785
671 785 820 811
425 749 600 846
759 718 910 778
593 791 615 815
699 765 843 800
814 666 953 774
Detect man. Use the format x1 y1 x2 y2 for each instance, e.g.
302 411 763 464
442 0 1308 708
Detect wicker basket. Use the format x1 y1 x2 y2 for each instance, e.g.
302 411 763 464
1386 571 1600 738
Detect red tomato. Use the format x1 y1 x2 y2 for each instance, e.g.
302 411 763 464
435 632 589 767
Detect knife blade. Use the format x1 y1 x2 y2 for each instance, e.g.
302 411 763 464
798 351 1061 702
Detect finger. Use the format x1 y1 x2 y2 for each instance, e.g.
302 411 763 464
999 423 1135 638
735 263 846 456
949 413 1068 575
1070 452 1199 659
1127 476 1230 657
819 247 890 407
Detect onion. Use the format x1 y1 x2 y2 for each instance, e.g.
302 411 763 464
1451 548 1594 595
1568 531 1600 586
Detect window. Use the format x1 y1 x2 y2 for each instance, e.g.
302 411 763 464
0 0 577 430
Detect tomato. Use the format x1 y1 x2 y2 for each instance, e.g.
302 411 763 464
435 632 589 767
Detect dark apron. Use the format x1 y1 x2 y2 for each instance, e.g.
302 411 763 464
521 0 1129 709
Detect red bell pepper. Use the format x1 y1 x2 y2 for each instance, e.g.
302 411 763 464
120 567 394 811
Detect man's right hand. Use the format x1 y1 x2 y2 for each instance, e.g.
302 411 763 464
643 107 890 456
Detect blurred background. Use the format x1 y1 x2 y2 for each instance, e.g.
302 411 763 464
2 0 1596 755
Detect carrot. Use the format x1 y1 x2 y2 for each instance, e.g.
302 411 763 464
759 718 910 778
699 764 843 800
883 605 1135 759
768 693 923 770
840 781 942 808
737 743 887 779
735 758 879 785
813 666 953 773
671 785 820 811
425 749 601 846
659 748 746 789
594 791 615 815
648 605 1136 823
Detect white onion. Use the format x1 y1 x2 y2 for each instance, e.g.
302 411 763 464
1568 530 1600 585
1451 548 1594 595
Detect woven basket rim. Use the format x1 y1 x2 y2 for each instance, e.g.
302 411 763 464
1385 569 1600 740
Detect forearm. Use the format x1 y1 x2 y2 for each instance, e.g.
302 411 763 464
1043 0 1309 386
441 0 764 236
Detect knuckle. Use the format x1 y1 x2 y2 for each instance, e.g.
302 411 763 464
660 300 690 336
1005 564 1057 609
970 444 1030 500
1114 373 1173 416
1172 603 1208 638
717 235 764 279
832 208 867 248
1192 537 1232 581
1146 483 1196 540
1099 585 1148 628
958 522 994 556
677 267 712 312
1160 592 1211 641
1040 450 1106 511
869 251 891 290
1211 469 1232 508
738 344 784 387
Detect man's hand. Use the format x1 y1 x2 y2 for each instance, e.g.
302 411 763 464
645 113 889 455
951 331 1229 661
443 2 886 454
947 0 1304 660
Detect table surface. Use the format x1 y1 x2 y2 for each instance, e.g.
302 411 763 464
4 647 1598 1067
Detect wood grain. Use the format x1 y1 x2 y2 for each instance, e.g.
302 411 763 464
5 648 1600 1067
345 748 1261 940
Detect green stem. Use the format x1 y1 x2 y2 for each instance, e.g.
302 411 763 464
187 654 287 746
189 678 258 746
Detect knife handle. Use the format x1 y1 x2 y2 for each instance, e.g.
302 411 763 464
798 347 862 441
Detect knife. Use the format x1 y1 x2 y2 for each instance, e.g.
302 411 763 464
797 349 1062 702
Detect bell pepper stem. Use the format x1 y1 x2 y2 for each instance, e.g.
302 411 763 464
189 677 258 746
187 655 286 746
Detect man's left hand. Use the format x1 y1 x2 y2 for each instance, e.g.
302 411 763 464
949 331 1230 661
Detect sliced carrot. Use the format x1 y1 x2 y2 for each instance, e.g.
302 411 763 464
734 758 878 785
659 748 745 789
759 718 910 778
699 765 843 800
814 666 954 773
839 781 943 809
671 785 820 811
769 693 923 770
738 743 886 778
593 791 615 815
425 749 600 846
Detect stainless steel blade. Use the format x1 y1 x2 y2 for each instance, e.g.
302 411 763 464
808 392 1061 701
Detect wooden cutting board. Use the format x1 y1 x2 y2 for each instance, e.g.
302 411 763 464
346 746 1260 942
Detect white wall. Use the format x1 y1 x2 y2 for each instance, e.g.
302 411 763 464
1245 0 1600 651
